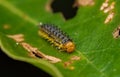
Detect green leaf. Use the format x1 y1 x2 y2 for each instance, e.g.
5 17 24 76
0 0 120 77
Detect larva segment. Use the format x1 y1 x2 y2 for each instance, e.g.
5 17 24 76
38 23 75 53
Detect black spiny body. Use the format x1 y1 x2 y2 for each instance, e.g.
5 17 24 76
38 23 75 53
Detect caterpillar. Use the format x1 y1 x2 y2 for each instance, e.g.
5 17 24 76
38 23 75 53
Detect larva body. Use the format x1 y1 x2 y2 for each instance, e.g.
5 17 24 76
38 23 75 53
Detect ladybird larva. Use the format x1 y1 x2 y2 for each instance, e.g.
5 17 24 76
38 23 75 53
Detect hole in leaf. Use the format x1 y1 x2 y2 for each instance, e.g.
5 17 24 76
50 0 78 20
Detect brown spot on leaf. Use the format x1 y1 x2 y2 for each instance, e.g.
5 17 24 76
70 55 80 61
7 34 24 42
100 0 115 24
3 24 11 30
44 55 62 63
104 12 114 24
100 0 109 11
64 61 75 70
64 61 73 67
113 26 120 39
103 2 115 13
45 0 53 12
64 55 80 70
21 42 62 63
74 0 95 7
7 34 61 63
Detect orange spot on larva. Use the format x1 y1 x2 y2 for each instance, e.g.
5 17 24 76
64 41 75 53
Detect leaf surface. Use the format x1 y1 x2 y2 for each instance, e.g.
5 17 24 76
0 0 120 77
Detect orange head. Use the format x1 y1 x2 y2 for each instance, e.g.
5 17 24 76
64 41 75 53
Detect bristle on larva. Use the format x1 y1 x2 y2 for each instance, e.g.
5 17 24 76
38 23 75 53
